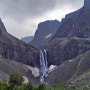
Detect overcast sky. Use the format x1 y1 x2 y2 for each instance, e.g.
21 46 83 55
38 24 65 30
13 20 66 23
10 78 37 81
0 0 84 39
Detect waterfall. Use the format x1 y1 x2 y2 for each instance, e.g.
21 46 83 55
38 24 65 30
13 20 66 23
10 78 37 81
39 49 48 83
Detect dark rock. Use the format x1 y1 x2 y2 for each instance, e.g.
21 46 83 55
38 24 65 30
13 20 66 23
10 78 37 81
47 0 90 66
29 20 60 47
51 0 90 40
0 19 39 67
46 38 90 65
0 18 7 33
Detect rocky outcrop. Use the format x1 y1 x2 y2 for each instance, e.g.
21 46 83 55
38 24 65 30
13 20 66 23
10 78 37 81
21 36 33 43
0 19 39 67
44 0 90 86
46 38 90 65
29 20 60 47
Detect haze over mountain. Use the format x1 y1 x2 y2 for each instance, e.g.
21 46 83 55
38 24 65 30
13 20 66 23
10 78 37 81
21 36 33 43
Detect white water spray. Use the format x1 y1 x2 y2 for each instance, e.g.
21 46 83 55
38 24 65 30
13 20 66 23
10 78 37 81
39 49 48 83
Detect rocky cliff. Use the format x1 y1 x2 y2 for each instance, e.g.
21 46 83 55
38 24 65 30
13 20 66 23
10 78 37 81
46 0 90 66
51 0 90 40
46 38 90 65
44 0 90 86
0 18 7 33
29 20 60 47
0 19 39 67
1 0 90 87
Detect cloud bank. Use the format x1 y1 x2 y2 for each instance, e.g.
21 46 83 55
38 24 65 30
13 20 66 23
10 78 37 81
0 0 84 39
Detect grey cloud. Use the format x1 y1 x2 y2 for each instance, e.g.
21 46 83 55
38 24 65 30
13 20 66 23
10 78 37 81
0 0 84 39
0 0 84 21
0 0 56 20
56 0 84 5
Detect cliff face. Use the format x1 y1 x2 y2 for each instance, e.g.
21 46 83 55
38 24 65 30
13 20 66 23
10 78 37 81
51 0 90 40
0 18 7 34
29 20 60 47
46 0 90 66
44 0 90 85
0 19 39 67
46 38 90 65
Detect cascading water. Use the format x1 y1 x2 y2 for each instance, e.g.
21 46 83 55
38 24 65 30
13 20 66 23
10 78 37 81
39 49 48 83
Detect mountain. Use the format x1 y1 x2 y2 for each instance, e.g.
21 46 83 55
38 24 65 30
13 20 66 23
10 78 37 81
0 18 41 85
46 50 90 87
43 0 90 87
0 19 39 67
46 0 90 66
46 38 90 65
0 57 39 85
0 18 7 33
51 0 90 40
21 36 33 43
29 20 60 47
1 0 90 88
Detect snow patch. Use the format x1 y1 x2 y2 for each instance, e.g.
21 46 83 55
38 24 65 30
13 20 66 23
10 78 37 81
69 60 73 62
24 65 39 77
43 65 57 78
48 65 57 73
23 76 29 84
45 33 52 39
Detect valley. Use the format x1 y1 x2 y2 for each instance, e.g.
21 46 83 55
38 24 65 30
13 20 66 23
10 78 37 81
0 0 90 90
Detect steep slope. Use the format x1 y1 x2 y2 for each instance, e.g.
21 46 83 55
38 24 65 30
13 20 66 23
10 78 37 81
0 57 40 85
44 0 90 87
0 18 7 33
0 19 39 67
51 0 90 40
45 0 90 66
21 36 33 43
46 38 90 65
29 20 60 47
45 50 90 86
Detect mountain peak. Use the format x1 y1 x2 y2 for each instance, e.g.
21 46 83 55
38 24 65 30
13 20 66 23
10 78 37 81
0 18 7 33
29 20 60 47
